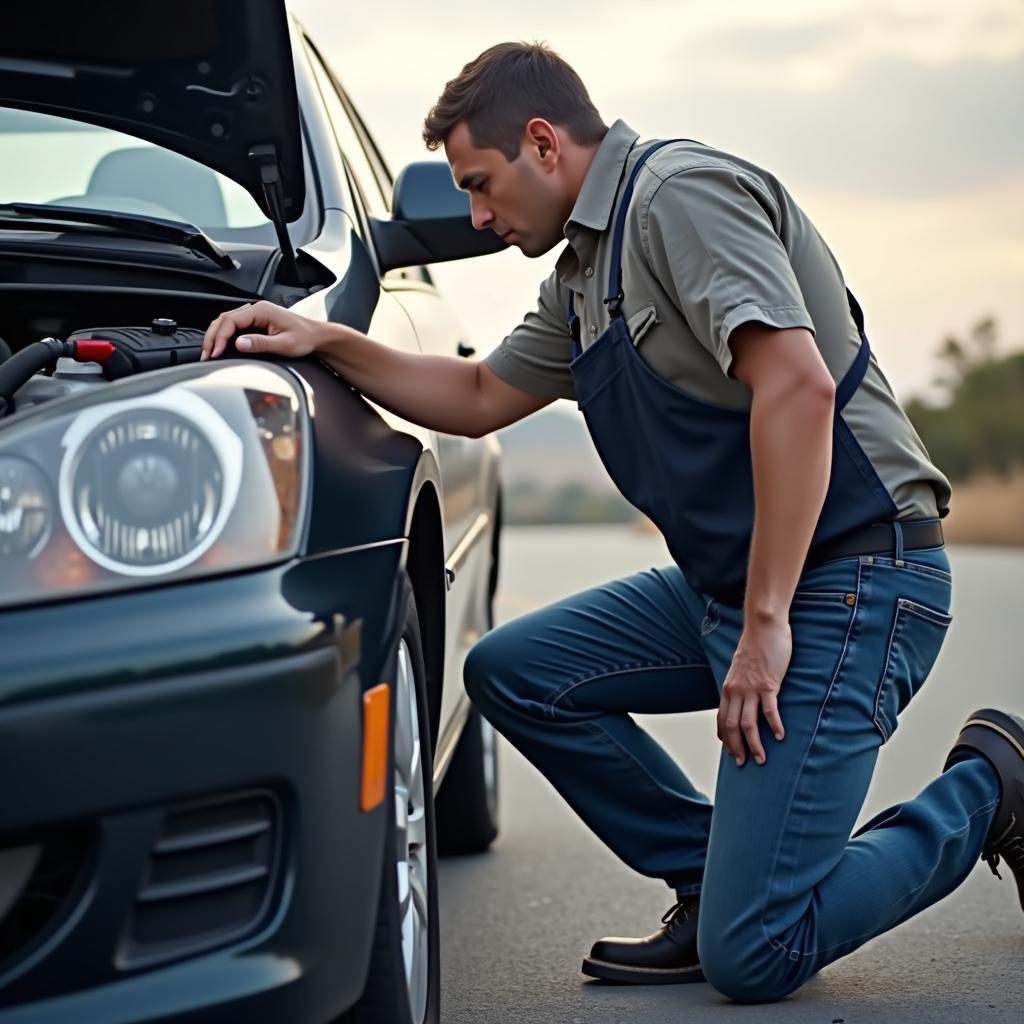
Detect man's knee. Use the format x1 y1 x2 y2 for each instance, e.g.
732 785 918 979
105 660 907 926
463 630 500 707
463 625 524 714
697 925 796 1004
463 621 556 731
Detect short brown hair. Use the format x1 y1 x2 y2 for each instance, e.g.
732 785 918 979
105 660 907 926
423 42 607 160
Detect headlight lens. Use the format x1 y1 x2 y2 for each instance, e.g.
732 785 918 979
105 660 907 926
59 392 242 577
0 362 309 608
0 456 52 559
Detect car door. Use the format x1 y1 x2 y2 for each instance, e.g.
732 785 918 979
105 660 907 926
383 278 498 730
302 40 497 736
304 43 490 548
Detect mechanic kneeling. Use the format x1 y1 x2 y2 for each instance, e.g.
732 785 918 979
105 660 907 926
203 42 1024 1003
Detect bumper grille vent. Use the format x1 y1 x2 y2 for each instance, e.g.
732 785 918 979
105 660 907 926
118 790 281 969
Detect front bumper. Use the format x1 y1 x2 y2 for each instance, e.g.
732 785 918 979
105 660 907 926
0 541 406 1023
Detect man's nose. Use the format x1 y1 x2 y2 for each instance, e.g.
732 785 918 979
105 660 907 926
470 197 494 232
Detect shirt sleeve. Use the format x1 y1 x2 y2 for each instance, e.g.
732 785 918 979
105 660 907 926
642 163 816 379
482 269 577 400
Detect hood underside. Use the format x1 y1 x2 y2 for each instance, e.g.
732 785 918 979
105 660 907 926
0 0 304 226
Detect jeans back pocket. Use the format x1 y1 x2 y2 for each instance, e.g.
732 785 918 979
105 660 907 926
873 597 953 741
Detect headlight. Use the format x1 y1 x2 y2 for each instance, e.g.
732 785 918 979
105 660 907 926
0 362 309 609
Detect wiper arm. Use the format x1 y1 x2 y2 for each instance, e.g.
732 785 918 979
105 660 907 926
0 202 236 269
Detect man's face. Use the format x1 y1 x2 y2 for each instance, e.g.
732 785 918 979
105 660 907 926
445 120 570 258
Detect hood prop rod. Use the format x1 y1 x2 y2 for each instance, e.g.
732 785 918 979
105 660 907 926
250 144 300 285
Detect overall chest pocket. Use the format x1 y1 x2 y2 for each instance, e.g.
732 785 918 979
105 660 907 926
873 597 953 742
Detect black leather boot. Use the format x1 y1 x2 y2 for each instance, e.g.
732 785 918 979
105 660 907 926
581 895 705 984
944 708 1024 911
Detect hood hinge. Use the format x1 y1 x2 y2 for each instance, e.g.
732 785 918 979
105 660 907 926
249 143 300 284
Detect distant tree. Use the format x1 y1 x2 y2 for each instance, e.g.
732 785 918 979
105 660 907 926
905 317 1024 482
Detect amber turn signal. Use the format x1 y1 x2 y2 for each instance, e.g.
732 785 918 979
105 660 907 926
361 683 391 812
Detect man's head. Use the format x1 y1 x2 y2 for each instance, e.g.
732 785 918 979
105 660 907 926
423 42 607 257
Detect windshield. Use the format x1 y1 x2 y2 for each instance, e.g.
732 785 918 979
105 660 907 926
0 108 287 245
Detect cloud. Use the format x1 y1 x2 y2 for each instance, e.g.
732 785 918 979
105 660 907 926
630 51 1024 197
693 5 945 60
692 18 859 61
292 0 1023 199
689 2 1019 64
973 9 1021 34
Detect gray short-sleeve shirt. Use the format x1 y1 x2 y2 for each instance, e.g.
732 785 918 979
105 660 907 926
484 119 950 520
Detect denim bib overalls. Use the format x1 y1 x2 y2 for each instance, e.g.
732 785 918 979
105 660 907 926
566 140 898 600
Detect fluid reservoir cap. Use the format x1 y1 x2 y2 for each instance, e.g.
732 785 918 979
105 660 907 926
151 318 177 336
54 357 104 379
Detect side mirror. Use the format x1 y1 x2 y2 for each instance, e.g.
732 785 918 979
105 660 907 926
369 161 508 273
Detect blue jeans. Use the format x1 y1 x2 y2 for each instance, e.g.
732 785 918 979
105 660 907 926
464 543 1000 1001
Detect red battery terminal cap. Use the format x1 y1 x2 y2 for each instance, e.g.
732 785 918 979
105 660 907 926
73 340 116 363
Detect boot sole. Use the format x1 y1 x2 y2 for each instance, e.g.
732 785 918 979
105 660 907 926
581 956 706 985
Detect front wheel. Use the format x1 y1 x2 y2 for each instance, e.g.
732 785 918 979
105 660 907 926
345 576 440 1024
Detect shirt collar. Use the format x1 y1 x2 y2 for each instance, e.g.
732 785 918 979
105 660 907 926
564 118 641 234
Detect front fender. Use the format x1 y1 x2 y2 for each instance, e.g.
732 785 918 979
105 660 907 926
285 359 440 556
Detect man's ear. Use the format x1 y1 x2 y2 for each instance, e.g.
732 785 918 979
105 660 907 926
524 118 560 168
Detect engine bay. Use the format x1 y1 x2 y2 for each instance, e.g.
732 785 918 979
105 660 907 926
0 319 212 418
0 282 252 418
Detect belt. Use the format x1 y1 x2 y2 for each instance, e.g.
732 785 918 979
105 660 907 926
806 518 943 567
714 519 945 607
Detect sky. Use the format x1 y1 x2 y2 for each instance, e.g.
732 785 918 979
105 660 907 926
290 0 1024 402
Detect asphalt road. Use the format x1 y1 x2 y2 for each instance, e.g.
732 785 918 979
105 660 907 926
438 526 1023 1024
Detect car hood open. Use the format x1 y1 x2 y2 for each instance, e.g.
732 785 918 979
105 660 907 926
0 0 304 231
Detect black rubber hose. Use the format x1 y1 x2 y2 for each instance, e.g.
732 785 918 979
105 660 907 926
0 338 72 413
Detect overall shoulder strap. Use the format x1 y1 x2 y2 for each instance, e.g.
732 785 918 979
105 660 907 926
846 287 865 334
605 139 679 318
567 289 579 344
835 287 871 411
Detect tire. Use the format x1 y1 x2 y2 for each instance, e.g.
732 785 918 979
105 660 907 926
345 575 440 1024
435 705 499 855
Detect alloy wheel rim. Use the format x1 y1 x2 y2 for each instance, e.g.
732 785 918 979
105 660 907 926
393 638 430 1023
481 716 498 820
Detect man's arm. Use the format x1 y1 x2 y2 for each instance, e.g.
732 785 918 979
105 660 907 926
717 322 836 766
201 301 554 437
732 322 836 624
316 322 554 437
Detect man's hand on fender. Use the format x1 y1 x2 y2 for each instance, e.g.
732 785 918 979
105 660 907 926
717 619 791 766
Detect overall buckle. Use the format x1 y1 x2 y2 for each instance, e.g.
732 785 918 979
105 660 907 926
603 291 624 319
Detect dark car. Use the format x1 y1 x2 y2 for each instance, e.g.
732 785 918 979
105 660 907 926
0 3 509 1021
